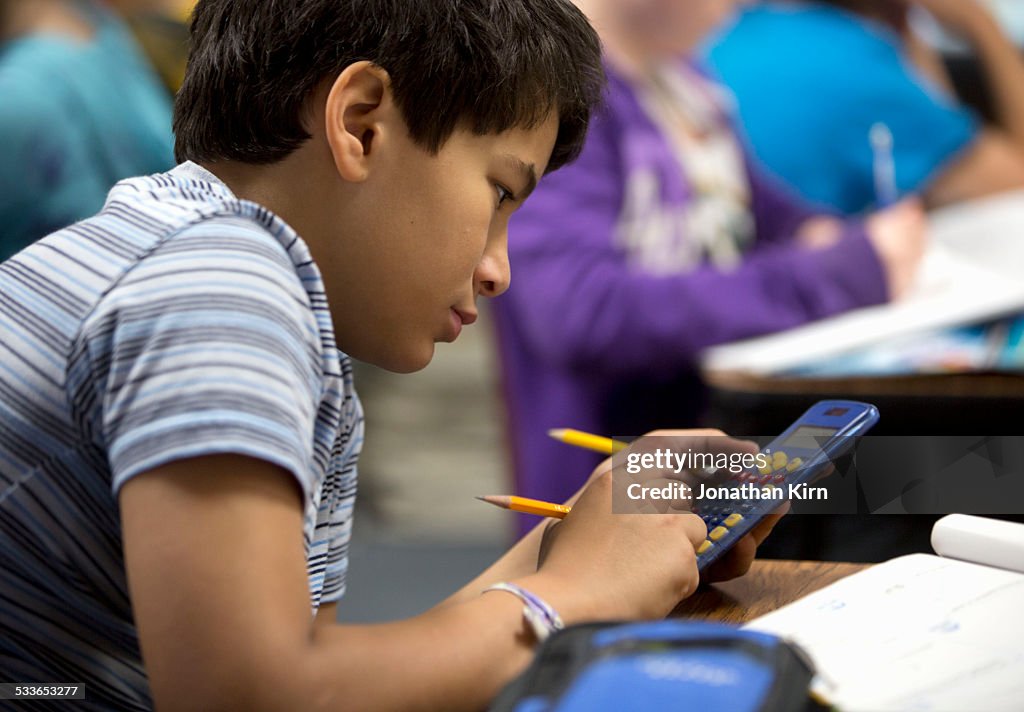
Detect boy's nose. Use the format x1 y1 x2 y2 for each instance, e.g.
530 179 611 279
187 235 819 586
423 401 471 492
475 249 511 298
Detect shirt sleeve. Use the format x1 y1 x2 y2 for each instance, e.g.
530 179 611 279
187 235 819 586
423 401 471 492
317 392 363 605
80 217 324 501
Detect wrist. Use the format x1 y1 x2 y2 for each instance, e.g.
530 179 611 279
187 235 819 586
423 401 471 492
483 582 565 644
511 571 606 625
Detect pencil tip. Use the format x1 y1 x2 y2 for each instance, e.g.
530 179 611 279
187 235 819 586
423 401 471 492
474 496 487 502
548 428 566 437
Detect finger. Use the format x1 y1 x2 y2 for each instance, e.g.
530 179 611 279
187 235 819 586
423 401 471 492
702 533 757 583
745 502 791 547
678 512 708 548
702 503 791 583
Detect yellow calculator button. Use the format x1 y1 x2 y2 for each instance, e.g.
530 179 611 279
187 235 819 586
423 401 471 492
762 483 777 492
758 464 772 476
697 540 713 555
724 513 744 527
772 451 789 467
709 526 729 541
786 457 803 472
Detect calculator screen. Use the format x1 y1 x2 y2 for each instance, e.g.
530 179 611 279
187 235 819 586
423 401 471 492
781 426 838 450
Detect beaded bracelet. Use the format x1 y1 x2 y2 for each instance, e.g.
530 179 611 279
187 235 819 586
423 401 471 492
483 582 565 643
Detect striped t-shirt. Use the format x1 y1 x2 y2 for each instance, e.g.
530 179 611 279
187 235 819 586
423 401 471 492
0 162 363 709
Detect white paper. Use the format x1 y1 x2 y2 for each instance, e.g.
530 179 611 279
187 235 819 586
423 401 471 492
701 191 1024 375
746 554 1024 711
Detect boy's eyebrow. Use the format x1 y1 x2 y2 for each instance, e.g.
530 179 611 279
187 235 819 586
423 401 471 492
501 154 538 200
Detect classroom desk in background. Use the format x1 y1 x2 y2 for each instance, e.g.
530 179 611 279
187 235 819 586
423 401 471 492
703 370 1024 436
674 560 869 625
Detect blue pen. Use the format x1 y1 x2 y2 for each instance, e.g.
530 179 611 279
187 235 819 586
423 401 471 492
870 122 898 207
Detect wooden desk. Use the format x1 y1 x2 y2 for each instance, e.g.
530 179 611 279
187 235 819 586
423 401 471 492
672 560 869 625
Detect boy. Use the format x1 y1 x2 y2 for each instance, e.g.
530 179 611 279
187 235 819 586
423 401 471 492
0 1 782 709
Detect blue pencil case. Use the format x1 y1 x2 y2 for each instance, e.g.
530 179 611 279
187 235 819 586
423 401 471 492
491 620 823 712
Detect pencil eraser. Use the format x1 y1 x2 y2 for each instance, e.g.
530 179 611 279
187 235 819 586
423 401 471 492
931 514 1024 574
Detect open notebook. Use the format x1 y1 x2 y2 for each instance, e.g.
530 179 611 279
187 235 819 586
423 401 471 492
701 190 1024 375
745 516 1024 711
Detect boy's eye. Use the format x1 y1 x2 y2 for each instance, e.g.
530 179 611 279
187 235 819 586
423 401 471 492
495 184 515 208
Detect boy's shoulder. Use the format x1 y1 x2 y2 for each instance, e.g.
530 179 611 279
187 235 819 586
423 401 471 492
60 163 312 295
4 164 325 359
76 163 323 325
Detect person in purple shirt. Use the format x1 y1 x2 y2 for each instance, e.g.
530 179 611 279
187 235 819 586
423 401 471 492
492 0 928 533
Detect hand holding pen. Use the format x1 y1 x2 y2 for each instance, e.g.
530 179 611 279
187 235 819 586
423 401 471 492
480 429 788 585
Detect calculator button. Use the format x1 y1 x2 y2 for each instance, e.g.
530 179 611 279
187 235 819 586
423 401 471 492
697 540 713 555
758 464 772 476
773 451 789 468
786 457 803 472
762 483 777 493
709 526 728 541
724 513 744 527
774 474 787 484
759 473 773 484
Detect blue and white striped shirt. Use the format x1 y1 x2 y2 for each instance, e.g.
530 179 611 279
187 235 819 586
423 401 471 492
0 162 363 709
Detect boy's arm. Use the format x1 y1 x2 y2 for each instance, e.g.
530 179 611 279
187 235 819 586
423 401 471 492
121 453 712 711
121 455 543 712
314 603 338 628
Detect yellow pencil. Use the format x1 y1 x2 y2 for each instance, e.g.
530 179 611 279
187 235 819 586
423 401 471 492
476 495 571 519
479 430 626 519
547 428 628 454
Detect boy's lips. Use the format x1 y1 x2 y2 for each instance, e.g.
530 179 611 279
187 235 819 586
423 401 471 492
447 308 476 341
454 308 478 326
444 307 468 342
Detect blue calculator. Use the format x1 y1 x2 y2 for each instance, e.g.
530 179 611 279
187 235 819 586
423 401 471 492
693 400 879 572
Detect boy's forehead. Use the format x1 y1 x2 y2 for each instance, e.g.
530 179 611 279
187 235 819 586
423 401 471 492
482 112 561 172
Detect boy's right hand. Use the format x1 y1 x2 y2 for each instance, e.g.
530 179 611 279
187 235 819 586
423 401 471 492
527 469 709 621
864 198 928 301
521 430 781 623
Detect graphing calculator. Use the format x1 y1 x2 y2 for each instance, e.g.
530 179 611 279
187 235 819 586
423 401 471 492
693 400 879 572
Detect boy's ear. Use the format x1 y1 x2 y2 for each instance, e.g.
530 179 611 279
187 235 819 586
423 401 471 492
324 61 394 183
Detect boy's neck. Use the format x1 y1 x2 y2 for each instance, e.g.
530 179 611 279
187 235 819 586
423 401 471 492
201 145 334 250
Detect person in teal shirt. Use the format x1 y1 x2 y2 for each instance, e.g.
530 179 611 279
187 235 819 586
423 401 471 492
0 0 174 260
706 0 1024 215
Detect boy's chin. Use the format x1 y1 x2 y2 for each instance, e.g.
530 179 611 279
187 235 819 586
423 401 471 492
372 342 436 374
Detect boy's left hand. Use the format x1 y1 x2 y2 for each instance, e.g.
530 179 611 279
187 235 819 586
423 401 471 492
699 501 789 584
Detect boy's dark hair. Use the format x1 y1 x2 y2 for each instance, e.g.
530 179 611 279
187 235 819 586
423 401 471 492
173 0 604 173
